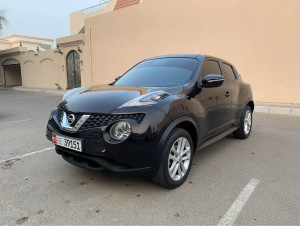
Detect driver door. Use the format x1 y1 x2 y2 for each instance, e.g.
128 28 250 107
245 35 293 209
195 58 232 138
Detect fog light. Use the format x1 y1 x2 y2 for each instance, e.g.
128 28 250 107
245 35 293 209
109 121 131 141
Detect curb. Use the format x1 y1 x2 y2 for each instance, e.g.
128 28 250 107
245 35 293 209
255 106 300 116
12 87 66 96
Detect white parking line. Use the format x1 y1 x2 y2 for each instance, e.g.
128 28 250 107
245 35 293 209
0 119 32 125
0 147 54 164
218 178 260 226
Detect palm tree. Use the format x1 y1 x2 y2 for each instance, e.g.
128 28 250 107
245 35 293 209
0 9 7 34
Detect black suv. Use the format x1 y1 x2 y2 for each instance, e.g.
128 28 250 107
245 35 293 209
46 54 253 188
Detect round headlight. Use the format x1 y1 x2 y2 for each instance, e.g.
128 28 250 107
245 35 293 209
109 121 131 141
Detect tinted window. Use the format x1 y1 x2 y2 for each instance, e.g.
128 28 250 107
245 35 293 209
201 60 221 77
114 58 198 87
222 63 236 80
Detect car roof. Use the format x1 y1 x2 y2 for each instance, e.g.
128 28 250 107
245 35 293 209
146 54 203 60
204 55 233 64
144 54 233 65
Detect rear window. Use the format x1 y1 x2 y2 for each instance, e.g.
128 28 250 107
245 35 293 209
114 58 198 87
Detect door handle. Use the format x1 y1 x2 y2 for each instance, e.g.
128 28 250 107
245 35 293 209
225 91 230 97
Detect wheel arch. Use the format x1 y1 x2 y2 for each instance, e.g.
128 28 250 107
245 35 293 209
176 121 198 151
158 116 198 154
247 100 254 112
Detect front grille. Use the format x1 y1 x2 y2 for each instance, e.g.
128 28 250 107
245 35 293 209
57 108 145 130
56 108 83 126
57 108 62 124
81 113 146 129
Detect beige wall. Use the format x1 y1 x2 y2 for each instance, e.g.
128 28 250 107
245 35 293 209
83 0 300 104
0 49 66 89
21 50 65 89
70 0 117 35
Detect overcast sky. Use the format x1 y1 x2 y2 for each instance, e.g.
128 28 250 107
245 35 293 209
1 0 101 43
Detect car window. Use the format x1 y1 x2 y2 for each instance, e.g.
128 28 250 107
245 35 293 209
222 63 236 80
114 58 198 87
201 60 222 77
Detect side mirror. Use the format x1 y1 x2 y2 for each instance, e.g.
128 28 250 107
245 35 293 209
201 74 225 88
115 76 121 81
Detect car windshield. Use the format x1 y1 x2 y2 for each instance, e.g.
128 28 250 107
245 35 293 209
114 58 198 87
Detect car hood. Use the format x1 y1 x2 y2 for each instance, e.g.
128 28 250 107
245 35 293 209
59 85 183 113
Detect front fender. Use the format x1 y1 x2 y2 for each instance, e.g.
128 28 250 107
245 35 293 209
153 115 198 169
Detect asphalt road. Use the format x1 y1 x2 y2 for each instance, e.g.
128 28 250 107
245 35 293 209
0 89 299 225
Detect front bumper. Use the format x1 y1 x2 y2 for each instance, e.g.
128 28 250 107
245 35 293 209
46 107 166 174
55 146 152 174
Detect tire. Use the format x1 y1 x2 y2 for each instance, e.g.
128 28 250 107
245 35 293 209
233 105 253 139
152 128 194 189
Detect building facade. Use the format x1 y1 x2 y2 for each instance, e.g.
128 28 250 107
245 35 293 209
0 0 300 104
0 35 55 87
0 34 53 52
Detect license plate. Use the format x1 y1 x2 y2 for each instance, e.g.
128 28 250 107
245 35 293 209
52 133 83 152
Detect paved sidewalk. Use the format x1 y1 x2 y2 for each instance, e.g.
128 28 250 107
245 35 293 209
12 86 65 95
255 102 300 116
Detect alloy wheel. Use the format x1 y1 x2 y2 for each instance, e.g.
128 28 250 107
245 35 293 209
244 110 252 135
168 137 191 181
